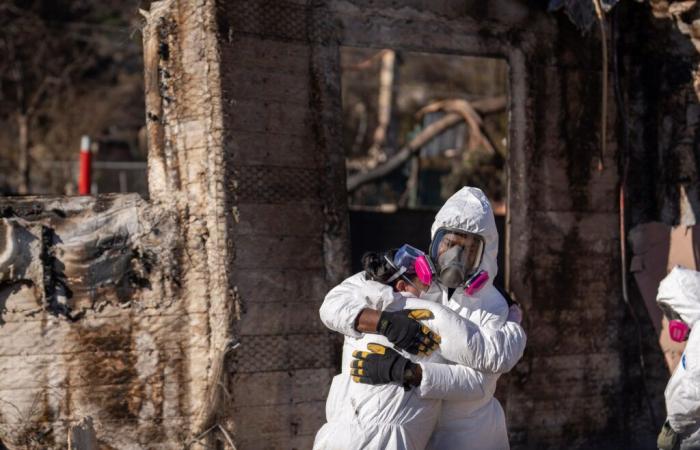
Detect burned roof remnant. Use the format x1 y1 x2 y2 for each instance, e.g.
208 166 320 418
548 0 620 32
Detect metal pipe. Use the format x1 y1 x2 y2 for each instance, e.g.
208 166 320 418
78 135 91 195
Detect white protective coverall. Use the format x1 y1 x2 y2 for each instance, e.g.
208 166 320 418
314 284 488 449
657 266 700 449
315 187 526 450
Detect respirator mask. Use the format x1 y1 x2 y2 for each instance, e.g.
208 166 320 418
428 227 488 295
658 302 690 343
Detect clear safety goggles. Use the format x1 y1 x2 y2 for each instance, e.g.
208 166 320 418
392 245 424 274
384 245 428 287
429 227 485 277
392 244 434 286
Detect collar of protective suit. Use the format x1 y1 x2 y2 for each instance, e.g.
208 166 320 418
431 186 499 290
657 266 700 326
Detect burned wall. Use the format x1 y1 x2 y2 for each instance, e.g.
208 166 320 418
211 0 647 448
624 2 700 227
0 1 240 448
0 195 193 449
215 1 349 447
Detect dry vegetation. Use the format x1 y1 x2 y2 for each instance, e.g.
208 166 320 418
341 47 509 209
0 1 147 196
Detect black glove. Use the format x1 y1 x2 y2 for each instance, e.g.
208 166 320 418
657 420 679 450
350 343 419 389
377 309 440 355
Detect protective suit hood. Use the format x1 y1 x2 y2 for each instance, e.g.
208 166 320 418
430 187 498 286
657 266 700 326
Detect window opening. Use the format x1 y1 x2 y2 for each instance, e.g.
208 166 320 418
341 47 509 287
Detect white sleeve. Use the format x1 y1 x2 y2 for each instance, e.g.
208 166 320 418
319 272 370 338
405 298 527 374
319 272 397 339
439 317 527 374
668 378 700 435
417 361 490 401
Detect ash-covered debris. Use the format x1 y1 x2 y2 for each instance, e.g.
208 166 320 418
0 194 178 321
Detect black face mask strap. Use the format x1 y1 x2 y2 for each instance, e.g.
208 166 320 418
384 254 407 283
659 302 682 322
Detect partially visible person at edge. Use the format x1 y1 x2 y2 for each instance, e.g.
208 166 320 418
657 266 700 450
314 186 527 449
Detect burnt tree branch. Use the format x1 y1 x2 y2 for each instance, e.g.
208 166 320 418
347 112 463 191
347 96 507 192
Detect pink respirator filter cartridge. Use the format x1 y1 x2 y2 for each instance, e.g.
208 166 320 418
465 270 489 296
415 255 433 286
669 320 690 342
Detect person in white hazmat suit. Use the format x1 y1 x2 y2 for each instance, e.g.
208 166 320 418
315 187 526 449
656 266 700 450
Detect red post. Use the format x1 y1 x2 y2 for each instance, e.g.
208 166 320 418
78 135 91 195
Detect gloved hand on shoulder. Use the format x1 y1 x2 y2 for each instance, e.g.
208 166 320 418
377 309 440 355
350 343 421 389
